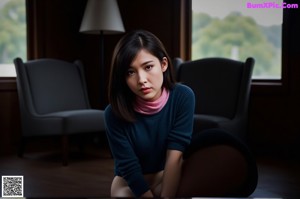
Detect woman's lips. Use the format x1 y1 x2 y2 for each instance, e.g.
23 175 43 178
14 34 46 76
140 87 152 94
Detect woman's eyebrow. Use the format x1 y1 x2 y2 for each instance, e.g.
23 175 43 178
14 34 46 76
141 60 154 66
130 60 154 68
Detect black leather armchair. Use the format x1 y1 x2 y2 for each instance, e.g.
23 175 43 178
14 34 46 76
176 57 254 142
14 57 106 166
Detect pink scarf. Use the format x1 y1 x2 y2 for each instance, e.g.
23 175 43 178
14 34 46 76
134 88 170 115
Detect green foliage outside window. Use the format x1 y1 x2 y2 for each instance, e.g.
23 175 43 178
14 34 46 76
192 12 282 79
0 0 26 64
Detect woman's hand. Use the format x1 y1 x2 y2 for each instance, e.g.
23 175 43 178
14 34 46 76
141 190 154 197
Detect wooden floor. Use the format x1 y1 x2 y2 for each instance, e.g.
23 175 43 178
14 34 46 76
0 143 114 198
0 142 299 198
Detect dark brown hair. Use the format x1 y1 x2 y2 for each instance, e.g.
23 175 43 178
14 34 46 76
108 30 176 122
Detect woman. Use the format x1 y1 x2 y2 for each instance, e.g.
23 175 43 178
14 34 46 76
104 29 195 197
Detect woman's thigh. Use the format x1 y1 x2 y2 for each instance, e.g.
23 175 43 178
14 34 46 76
111 176 134 197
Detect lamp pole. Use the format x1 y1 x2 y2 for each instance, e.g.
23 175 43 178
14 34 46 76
100 30 104 108
79 0 125 109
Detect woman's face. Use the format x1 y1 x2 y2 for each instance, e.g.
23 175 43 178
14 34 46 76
126 49 168 101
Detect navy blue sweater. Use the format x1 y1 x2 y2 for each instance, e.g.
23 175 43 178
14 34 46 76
104 83 195 197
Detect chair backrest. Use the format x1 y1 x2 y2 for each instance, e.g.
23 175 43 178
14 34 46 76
177 57 254 119
14 58 91 115
172 57 184 79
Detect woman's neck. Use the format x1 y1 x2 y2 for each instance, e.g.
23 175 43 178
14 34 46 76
134 88 170 115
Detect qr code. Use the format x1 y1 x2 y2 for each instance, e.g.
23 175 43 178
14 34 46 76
1 176 24 197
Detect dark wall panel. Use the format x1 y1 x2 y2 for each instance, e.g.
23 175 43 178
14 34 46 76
0 0 299 159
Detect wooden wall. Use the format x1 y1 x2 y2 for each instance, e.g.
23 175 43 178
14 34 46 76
0 0 299 159
248 6 300 159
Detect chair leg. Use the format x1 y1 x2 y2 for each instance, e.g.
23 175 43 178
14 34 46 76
62 135 69 166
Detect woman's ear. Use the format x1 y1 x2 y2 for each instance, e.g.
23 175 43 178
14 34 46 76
161 57 168 72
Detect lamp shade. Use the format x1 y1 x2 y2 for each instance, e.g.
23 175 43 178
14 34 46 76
80 0 125 34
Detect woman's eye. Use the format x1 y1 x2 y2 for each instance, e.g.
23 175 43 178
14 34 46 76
127 70 135 76
145 65 153 71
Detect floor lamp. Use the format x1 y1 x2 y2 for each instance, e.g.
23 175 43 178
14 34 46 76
80 0 125 107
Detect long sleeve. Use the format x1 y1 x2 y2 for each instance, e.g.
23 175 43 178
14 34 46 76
104 106 150 197
168 84 195 152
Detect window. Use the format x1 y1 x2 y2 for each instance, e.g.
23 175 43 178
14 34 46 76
192 0 287 79
0 0 27 77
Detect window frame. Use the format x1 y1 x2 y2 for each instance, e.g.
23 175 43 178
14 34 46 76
0 77 17 91
183 0 290 95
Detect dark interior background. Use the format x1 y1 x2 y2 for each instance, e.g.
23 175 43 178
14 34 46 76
0 0 299 160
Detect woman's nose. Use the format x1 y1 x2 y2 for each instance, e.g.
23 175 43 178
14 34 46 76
138 71 147 84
